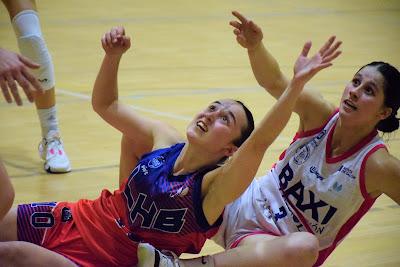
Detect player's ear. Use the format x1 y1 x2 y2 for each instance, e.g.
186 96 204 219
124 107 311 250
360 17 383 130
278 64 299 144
224 144 238 157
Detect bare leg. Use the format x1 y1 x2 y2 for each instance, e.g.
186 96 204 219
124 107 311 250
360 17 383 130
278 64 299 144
2 0 56 109
2 0 71 173
2 0 36 17
212 232 319 267
0 207 17 242
0 171 73 266
0 160 14 223
138 232 319 267
0 241 76 267
0 159 17 243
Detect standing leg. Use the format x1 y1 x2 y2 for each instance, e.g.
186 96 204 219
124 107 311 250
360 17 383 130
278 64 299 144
2 0 71 173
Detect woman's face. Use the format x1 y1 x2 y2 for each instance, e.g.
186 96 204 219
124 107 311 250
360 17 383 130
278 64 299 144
339 65 391 127
186 99 248 155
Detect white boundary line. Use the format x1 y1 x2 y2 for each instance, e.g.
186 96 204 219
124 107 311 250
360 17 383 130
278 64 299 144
57 89 192 121
57 88 292 142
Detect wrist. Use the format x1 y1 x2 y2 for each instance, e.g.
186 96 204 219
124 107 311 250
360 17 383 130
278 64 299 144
288 78 306 92
247 42 263 53
104 53 123 61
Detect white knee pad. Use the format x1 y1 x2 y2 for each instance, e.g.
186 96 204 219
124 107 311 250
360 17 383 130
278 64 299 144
12 10 55 90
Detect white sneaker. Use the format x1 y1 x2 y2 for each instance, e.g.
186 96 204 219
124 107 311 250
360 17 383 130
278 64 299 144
137 243 182 267
38 131 71 173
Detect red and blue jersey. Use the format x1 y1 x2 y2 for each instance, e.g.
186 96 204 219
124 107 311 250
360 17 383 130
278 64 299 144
68 143 221 265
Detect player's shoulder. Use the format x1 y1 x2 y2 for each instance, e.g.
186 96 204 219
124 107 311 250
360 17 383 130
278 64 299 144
152 120 185 150
367 148 399 176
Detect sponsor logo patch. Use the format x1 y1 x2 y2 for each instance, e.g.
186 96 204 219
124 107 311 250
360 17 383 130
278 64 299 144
148 156 165 168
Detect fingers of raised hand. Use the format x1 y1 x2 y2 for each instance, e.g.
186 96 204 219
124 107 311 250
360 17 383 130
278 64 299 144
105 27 128 46
110 27 124 43
322 40 342 58
110 28 119 43
300 41 312 57
103 32 112 47
321 50 342 64
232 11 248 24
318 36 336 55
233 28 241 36
229 20 242 30
114 26 125 36
121 36 131 49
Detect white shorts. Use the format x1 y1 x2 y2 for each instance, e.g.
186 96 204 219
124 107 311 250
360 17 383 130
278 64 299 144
212 171 291 248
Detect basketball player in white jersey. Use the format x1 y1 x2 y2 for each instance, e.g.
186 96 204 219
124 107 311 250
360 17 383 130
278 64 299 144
138 11 400 267
2 0 71 173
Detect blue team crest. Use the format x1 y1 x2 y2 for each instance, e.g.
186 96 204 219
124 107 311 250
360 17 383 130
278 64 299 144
293 144 310 165
148 156 165 168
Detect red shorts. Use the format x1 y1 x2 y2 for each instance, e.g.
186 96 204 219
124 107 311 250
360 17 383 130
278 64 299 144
17 202 112 267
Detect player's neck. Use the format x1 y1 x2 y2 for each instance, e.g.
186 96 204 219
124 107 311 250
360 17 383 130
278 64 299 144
173 143 220 175
331 119 376 157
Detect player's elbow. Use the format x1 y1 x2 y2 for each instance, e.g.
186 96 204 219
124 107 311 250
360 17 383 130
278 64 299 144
92 98 114 119
91 97 104 115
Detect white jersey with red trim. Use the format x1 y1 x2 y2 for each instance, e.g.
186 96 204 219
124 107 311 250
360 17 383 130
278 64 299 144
213 111 385 265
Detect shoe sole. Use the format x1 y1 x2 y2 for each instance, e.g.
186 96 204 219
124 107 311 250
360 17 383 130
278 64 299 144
45 164 72 174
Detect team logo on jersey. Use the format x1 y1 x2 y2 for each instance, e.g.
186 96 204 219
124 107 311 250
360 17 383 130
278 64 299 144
169 186 189 198
148 156 165 169
330 181 343 192
309 166 326 181
338 165 356 179
314 130 327 144
61 207 72 222
141 165 149 175
293 144 311 165
124 192 187 233
279 163 338 226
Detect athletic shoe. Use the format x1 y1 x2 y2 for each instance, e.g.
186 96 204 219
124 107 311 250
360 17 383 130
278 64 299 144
137 242 182 267
38 131 71 173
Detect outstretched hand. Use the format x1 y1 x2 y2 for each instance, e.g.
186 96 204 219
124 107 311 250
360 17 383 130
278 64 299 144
292 36 342 86
0 48 43 106
230 11 263 50
101 26 131 56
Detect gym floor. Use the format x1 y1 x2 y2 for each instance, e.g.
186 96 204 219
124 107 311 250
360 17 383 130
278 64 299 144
1 1 399 266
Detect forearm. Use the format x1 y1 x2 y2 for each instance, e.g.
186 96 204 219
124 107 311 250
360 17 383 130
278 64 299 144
212 81 302 206
251 80 302 153
92 54 122 114
248 43 288 99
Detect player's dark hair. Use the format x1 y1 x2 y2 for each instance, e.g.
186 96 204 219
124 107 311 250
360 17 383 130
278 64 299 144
358 62 400 133
232 100 255 147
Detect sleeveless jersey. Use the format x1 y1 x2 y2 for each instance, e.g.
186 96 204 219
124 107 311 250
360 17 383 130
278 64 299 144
214 111 385 266
69 143 221 265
